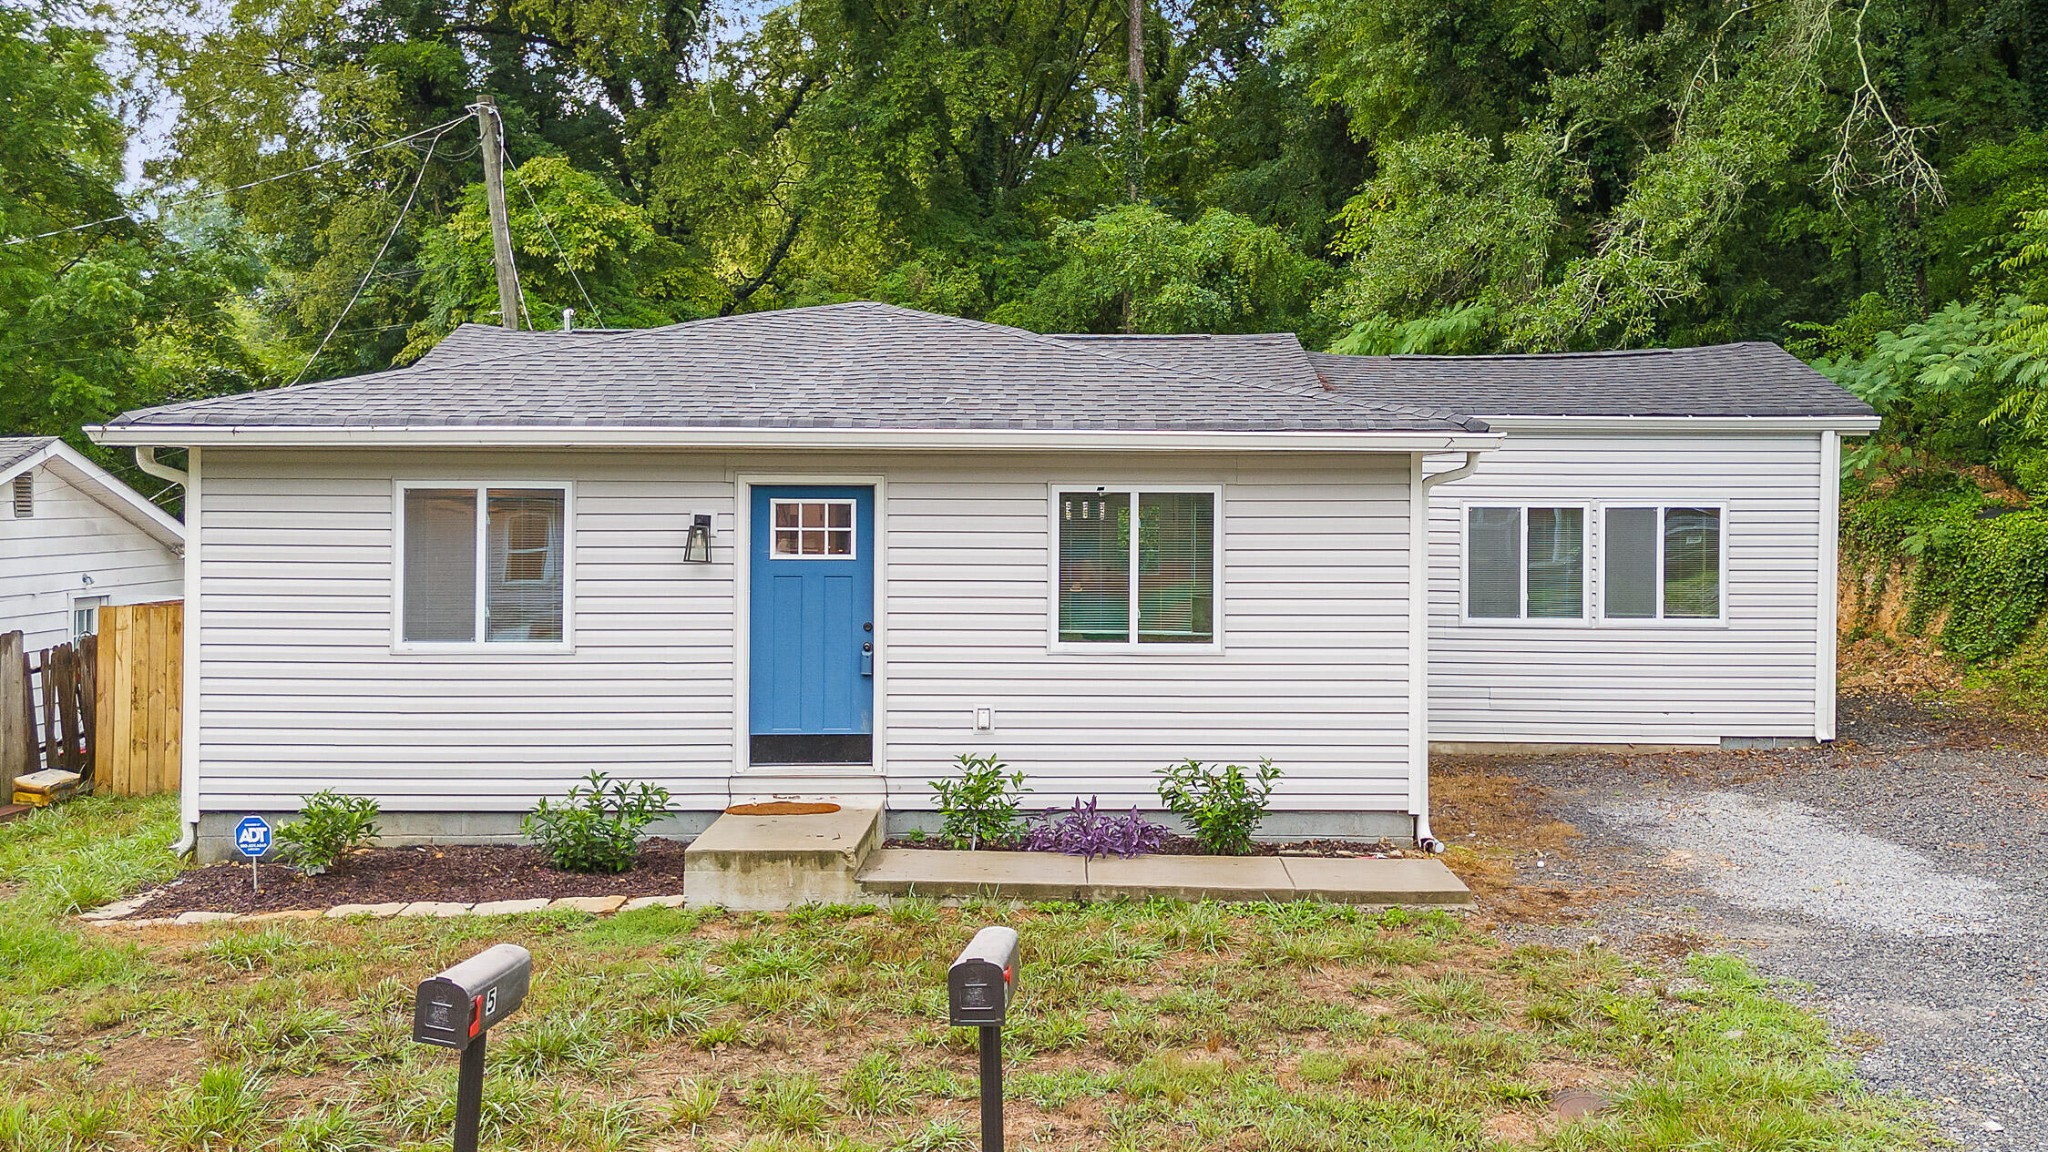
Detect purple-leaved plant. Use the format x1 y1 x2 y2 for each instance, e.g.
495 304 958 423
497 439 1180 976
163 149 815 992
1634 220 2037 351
1021 797 1169 859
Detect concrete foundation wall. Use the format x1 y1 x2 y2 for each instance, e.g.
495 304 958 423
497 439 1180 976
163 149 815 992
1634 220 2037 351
196 809 719 865
198 806 1416 862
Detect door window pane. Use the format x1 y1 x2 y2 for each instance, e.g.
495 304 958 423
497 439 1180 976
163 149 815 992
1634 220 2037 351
771 500 855 557
1526 507 1583 618
1137 492 1214 643
1603 507 1657 619
1664 507 1721 618
403 489 478 642
1058 492 1130 642
486 489 564 641
1467 507 1522 618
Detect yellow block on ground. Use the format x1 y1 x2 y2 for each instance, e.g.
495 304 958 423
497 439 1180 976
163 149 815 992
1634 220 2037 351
12 769 82 807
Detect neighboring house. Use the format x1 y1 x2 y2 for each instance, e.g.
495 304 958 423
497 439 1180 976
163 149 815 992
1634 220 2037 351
0 437 184 651
86 303 1872 861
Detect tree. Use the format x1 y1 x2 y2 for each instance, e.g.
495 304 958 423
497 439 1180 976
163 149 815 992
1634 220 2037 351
992 203 1325 335
0 5 262 451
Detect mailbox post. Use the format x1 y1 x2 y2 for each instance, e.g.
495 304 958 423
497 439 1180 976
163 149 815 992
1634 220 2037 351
948 926 1020 1152
412 944 532 1152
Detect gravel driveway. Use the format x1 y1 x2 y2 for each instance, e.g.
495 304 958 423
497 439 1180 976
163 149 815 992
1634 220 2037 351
1456 693 2048 1149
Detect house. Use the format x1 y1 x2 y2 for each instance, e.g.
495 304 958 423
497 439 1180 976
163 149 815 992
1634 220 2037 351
1 436 185 651
86 303 1873 862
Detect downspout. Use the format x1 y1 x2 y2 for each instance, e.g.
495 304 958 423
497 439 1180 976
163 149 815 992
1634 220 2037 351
1410 450 1481 854
135 447 199 858
133 446 187 487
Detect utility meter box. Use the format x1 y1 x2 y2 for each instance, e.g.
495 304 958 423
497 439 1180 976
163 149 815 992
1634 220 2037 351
412 943 532 1051
947 926 1020 1027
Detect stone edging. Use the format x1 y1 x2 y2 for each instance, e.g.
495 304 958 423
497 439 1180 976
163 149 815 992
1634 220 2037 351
78 893 688 927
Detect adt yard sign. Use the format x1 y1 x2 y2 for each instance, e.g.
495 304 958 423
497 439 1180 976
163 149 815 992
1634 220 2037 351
235 816 271 858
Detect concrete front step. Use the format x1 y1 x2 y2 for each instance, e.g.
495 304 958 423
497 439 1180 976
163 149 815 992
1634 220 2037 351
683 801 885 911
857 849 1472 907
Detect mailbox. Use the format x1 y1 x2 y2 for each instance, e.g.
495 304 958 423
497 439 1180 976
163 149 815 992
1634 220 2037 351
412 943 532 1051
947 926 1019 1027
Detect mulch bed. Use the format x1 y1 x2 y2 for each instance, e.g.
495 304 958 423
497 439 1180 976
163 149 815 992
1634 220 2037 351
885 835 1416 858
131 839 690 917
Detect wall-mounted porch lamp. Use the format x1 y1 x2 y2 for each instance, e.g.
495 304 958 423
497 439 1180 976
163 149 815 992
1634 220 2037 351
683 514 713 563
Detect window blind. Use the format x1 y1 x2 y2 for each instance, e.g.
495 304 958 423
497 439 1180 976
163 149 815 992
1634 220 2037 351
1525 507 1583 618
1058 492 1130 642
1137 491 1213 642
1603 507 1658 619
403 489 479 642
1663 507 1721 618
486 489 565 641
1467 507 1521 618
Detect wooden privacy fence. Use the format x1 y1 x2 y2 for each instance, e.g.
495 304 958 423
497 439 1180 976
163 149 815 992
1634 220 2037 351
94 601 183 798
1 630 97 797
0 600 181 800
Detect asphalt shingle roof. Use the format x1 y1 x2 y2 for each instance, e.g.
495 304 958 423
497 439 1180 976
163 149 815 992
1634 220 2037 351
1050 333 1327 394
0 436 56 476
1306 344 1874 418
106 303 1482 435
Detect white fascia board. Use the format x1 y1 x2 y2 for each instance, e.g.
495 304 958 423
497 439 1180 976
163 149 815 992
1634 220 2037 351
88 423 1508 454
1474 414 1881 433
26 442 185 550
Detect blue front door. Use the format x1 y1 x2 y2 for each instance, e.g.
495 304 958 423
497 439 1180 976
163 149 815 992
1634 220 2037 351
749 486 875 765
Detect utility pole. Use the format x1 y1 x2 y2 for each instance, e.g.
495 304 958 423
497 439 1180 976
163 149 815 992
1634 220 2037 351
1125 0 1143 203
475 95 521 331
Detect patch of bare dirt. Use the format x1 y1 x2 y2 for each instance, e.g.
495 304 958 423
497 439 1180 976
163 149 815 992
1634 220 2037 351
130 839 690 916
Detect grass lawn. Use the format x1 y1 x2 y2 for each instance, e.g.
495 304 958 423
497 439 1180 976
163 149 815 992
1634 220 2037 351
0 797 1925 1151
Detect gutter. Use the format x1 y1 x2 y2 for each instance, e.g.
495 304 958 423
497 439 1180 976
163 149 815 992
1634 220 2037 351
88 424 1505 455
1408 450 1484 854
134 446 199 859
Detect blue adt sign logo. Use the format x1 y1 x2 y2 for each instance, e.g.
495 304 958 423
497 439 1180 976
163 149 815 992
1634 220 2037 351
234 816 272 859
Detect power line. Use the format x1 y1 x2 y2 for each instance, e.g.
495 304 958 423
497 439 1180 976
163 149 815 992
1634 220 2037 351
1 113 474 248
503 121 603 328
287 119 462 386
0 269 425 357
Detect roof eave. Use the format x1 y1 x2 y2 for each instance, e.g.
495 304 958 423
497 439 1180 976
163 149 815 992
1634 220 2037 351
1471 414 1880 432
87 423 1504 454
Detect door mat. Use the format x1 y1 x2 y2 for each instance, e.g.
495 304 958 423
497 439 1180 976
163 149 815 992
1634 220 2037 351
724 801 842 816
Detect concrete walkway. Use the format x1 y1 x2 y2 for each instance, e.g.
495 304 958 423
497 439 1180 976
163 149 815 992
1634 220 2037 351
682 803 1470 908
857 848 1471 906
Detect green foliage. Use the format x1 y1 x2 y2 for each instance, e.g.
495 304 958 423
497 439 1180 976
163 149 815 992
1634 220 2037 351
928 753 1029 850
522 770 671 874
993 204 1327 336
1153 758 1280 856
276 790 380 873
406 156 709 353
1843 480 2048 662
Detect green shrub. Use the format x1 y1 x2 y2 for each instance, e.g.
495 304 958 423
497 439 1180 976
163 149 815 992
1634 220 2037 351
523 771 671 873
275 791 380 874
929 753 1029 849
1154 758 1279 856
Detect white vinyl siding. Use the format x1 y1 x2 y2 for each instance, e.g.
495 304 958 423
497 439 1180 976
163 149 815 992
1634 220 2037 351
0 466 183 651
1427 430 1826 744
194 449 1415 816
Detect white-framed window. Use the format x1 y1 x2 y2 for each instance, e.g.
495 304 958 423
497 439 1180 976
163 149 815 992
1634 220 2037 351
1603 505 1725 621
770 498 856 558
71 595 106 639
1053 487 1220 648
1463 505 1587 621
396 483 571 648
